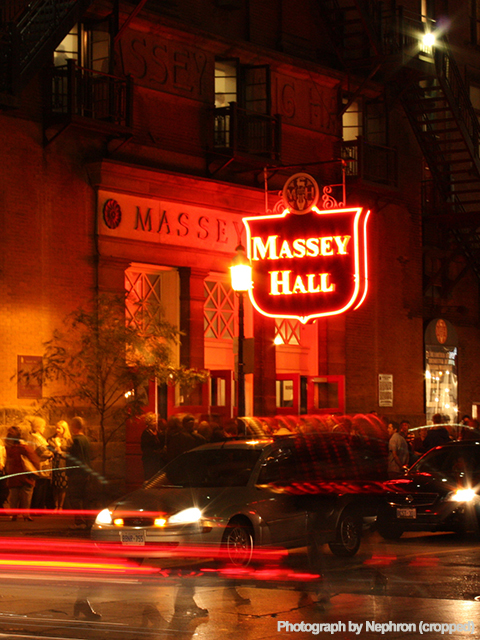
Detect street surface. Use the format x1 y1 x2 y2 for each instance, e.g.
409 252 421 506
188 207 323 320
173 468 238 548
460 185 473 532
0 516 479 639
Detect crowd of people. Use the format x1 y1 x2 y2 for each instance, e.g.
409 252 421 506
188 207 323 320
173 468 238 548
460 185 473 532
387 413 480 479
0 415 93 523
140 410 480 483
3 411 476 510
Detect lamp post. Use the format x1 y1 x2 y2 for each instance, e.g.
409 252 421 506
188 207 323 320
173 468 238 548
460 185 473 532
230 244 252 418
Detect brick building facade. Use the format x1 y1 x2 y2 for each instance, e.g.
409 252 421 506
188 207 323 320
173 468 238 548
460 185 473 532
1 0 480 487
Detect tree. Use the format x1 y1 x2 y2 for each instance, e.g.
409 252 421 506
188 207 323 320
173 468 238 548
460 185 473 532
16 294 208 475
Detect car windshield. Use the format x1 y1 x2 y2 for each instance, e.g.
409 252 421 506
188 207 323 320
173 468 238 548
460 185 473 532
412 446 480 481
146 447 262 488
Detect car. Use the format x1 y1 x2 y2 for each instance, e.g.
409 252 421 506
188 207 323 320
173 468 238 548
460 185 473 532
92 433 387 563
377 440 480 539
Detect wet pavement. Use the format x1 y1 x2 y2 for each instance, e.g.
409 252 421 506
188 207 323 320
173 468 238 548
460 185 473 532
0 515 479 638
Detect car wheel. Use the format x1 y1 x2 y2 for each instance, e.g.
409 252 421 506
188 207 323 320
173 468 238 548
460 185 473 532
222 519 254 566
328 513 362 557
376 519 404 540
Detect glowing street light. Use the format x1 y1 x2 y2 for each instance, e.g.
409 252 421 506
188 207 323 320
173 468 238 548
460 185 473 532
422 31 436 48
230 244 252 418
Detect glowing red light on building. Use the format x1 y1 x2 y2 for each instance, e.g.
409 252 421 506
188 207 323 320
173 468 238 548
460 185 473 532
242 204 370 323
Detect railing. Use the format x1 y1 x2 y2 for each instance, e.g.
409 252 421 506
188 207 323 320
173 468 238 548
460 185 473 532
341 137 397 187
14 0 79 65
435 47 480 160
379 4 436 58
0 0 31 24
214 102 281 159
49 60 132 127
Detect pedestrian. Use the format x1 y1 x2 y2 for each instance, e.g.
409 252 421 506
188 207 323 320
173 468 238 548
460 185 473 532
28 416 54 510
0 434 8 508
5 426 40 520
140 413 165 480
399 420 422 466
48 420 73 510
166 414 205 461
67 416 92 527
422 413 450 452
387 421 409 479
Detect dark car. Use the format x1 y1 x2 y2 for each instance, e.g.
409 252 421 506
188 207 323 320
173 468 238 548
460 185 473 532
377 441 480 539
92 432 387 563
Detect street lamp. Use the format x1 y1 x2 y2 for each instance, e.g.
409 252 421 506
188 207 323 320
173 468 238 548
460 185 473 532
230 244 252 418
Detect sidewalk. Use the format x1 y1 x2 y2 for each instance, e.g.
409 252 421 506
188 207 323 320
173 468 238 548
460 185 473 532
0 510 92 538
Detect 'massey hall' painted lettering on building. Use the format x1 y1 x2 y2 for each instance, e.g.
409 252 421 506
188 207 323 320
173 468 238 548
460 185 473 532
243 207 370 323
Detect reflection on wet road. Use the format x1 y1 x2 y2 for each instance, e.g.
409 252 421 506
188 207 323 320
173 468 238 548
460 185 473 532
0 528 479 638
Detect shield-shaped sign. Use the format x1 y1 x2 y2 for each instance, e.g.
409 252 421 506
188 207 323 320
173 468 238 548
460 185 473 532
243 206 370 324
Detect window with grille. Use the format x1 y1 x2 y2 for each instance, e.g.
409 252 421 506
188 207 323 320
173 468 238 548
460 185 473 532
274 318 301 345
125 270 163 332
204 280 236 339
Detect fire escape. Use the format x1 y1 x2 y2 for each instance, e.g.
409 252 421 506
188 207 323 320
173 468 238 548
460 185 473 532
0 0 93 103
319 0 480 316
0 0 132 142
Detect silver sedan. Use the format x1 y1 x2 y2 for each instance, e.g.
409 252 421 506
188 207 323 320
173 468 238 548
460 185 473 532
92 436 379 563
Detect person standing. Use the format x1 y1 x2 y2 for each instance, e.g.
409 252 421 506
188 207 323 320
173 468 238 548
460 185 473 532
28 416 54 510
166 414 206 461
422 413 450 452
0 435 8 508
48 420 73 510
140 413 165 480
400 419 422 466
387 421 409 479
5 426 40 520
67 417 92 527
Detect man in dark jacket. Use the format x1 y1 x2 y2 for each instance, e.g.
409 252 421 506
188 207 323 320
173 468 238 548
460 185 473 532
67 416 92 527
422 414 450 453
166 414 206 461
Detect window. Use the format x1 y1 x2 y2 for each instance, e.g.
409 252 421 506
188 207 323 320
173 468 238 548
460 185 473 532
276 379 294 408
125 269 163 332
215 60 237 108
54 21 111 72
257 447 298 484
342 97 387 144
49 18 130 127
214 59 279 157
365 99 387 146
204 279 236 339
274 318 301 346
342 98 362 141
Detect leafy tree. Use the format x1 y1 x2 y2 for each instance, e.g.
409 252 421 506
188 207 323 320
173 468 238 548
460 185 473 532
16 294 208 475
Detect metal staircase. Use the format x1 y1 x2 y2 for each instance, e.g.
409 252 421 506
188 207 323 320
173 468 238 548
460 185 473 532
399 47 480 284
0 0 92 99
319 0 480 289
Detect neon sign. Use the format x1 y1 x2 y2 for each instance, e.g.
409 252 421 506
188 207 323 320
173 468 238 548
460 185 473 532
243 176 370 324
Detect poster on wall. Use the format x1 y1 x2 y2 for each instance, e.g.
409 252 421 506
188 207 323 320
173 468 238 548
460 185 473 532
17 355 43 399
424 319 458 424
378 374 393 407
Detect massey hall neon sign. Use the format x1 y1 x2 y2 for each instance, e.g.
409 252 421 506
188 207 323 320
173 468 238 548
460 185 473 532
243 174 370 324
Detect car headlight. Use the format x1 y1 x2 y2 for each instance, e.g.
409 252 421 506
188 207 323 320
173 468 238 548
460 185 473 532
167 507 202 524
448 488 476 502
95 508 113 525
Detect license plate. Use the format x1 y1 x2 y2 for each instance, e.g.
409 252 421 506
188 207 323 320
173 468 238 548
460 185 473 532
120 530 146 546
397 507 416 519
